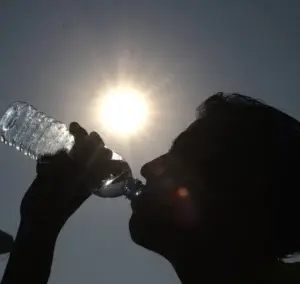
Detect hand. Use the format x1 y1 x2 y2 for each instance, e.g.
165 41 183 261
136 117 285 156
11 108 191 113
20 122 119 230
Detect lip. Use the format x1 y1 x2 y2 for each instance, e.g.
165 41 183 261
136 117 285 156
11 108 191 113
130 184 147 212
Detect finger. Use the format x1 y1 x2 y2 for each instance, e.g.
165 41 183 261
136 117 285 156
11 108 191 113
106 160 131 176
101 147 113 161
69 122 88 144
37 154 53 164
89 131 105 147
37 150 67 163
83 148 114 185
87 147 112 169
36 151 69 175
83 133 106 163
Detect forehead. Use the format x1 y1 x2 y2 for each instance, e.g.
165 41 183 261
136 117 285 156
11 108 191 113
170 120 200 153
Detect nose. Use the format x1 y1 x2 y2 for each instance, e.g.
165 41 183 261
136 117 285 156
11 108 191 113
140 155 166 179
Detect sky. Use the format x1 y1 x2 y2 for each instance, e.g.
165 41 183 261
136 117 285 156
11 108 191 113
0 0 300 283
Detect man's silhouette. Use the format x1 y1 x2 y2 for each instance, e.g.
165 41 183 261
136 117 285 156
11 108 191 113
2 92 300 283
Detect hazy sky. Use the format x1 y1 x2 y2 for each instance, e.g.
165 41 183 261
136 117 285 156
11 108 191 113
1 1 300 283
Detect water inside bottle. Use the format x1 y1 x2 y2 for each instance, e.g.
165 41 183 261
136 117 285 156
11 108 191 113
0 101 145 199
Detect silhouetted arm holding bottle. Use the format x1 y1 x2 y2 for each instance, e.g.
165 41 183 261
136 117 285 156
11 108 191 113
1 213 61 284
1 123 119 284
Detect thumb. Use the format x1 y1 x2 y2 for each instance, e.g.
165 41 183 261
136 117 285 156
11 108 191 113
107 160 132 177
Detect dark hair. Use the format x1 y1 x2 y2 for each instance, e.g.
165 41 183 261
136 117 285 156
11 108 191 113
185 92 300 258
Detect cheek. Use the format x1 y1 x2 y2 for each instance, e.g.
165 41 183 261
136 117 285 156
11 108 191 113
137 176 200 226
171 188 200 228
173 200 199 229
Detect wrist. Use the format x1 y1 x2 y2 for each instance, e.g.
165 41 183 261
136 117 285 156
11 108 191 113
18 218 62 240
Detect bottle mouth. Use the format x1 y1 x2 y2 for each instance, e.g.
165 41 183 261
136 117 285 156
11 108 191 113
92 171 145 199
124 178 145 200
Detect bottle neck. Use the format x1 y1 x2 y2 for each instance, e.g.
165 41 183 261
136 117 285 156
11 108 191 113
124 178 145 200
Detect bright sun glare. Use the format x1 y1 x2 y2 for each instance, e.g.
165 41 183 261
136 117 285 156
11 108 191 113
99 86 148 135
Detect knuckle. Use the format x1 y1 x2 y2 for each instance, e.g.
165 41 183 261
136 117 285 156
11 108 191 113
104 147 113 157
89 131 105 146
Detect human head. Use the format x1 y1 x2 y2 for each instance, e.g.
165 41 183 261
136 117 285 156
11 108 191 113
130 92 300 263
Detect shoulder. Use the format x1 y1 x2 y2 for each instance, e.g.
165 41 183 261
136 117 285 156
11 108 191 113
275 261 300 284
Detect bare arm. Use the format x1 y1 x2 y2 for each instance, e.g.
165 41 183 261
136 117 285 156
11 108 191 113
1 123 117 284
1 218 60 284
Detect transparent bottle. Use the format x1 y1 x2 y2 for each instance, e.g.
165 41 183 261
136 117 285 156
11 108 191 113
0 101 144 199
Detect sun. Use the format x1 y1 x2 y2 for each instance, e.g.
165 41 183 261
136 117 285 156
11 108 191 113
98 86 148 135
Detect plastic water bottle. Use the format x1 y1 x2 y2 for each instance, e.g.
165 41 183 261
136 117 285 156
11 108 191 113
0 101 144 199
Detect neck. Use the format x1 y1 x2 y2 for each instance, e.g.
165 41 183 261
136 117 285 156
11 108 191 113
167 245 277 284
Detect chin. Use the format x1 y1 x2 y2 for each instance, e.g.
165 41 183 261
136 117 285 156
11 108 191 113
129 213 147 246
129 213 156 251
129 213 168 255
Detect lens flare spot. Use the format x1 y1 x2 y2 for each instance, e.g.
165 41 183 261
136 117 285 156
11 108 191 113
176 187 189 198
